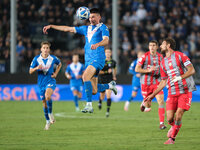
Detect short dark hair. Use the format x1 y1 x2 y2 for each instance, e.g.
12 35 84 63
90 8 100 15
105 48 111 51
149 40 158 45
73 53 79 56
163 38 176 50
41 41 51 47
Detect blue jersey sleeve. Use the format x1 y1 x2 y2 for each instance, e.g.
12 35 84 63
129 61 137 75
30 57 38 69
54 56 61 65
75 26 87 35
65 66 70 73
101 24 109 37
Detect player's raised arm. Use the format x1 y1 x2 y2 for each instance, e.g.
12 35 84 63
43 25 76 34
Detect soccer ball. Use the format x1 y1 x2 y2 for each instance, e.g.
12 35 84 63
76 7 90 20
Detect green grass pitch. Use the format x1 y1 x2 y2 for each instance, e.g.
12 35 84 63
0 101 200 150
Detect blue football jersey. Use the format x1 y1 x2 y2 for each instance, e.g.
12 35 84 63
129 59 140 85
30 54 61 88
66 62 84 86
75 23 109 62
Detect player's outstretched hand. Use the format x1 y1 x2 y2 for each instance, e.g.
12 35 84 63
144 94 154 102
66 74 72 79
91 43 99 50
51 72 57 78
147 66 156 73
43 25 51 34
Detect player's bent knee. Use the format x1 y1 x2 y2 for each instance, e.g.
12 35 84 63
167 117 174 123
175 113 183 121
158 101 164 106
42 100 47 107
92 91 97 95
82 74 89 82
92 90 97 95
45 95 51 101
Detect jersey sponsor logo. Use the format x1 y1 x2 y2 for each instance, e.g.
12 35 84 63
147 64 159 69
166 67 180 76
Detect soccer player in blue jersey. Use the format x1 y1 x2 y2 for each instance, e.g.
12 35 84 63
43 8 117 113
124 51 144 111
29 41 62 130
65 54 84 112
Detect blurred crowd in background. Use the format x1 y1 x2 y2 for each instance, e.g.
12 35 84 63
0 0 200 77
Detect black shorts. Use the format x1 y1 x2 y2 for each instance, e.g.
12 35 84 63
98 75 113 84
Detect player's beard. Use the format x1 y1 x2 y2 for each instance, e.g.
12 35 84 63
161 47 167 54
90 20 97 25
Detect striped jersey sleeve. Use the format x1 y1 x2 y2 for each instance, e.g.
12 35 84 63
160 61 168 80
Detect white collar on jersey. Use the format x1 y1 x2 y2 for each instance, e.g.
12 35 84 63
37 54 53 74
70 62 82 76
40 54 50 59
87 23 103 43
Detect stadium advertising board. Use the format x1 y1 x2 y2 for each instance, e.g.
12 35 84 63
0 84 200 102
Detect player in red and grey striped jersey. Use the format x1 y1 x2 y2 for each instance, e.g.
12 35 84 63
135 40 166 130
145 38 196 144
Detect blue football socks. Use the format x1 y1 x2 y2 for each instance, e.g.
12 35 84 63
46 99 52 114
84 81 92 102
128 96 134 102
74 95 79 107
43 107 50 121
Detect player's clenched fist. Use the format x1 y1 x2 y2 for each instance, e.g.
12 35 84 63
51 72 57 78
91 43 99 50
37 64 43 70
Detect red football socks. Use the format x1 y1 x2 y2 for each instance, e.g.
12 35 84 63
158 107 165 123
171 124 182 139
